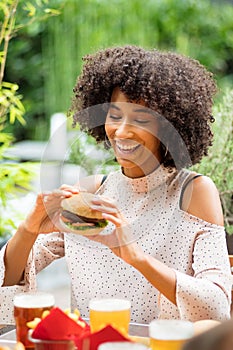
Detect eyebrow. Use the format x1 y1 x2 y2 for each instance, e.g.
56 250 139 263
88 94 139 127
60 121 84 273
109 103 155 116
109 103 121 111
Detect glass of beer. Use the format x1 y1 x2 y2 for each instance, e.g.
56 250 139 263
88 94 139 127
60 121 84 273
89 298 131 336
14 292 55 349
149 319 194 350
98 342 150 350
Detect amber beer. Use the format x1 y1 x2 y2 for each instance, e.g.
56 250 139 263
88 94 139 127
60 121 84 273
89 298 131 335
149 320 194 350
14 292 55 349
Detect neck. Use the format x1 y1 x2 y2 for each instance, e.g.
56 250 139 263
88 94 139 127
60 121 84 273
123 162 161 178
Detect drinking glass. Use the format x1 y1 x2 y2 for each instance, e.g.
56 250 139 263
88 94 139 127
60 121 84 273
149 319 194 350
28 333 75 350
98 342 150 349
89 298 131 335
14 292 55 349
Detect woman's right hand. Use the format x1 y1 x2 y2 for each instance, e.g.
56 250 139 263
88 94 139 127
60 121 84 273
3 184 83 287
21 185 81 235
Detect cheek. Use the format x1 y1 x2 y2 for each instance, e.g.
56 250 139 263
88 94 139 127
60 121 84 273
150 132 160 146
148 126 160 143
144 131 160 151
105 123 114 140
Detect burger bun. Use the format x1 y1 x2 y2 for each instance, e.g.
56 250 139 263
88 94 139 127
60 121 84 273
60 192 108 236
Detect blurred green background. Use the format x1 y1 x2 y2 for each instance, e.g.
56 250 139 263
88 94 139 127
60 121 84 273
3 0 233 140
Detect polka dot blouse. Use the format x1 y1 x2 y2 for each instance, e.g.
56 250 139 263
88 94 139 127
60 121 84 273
0 165 232 324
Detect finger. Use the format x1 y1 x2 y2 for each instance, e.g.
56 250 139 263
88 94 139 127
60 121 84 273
43 190 73 203
52 189 72 196
43 195 61 205
90 204 118 215
91 195 117 209
60 184 87 193
60 184 79 192
42 194 65 213
101 212 122 227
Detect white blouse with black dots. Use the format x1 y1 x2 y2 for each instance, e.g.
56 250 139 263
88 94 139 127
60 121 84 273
0 165 232 324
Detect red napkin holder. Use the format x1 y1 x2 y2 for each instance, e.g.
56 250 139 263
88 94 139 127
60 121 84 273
75 325 131 350
32 307 90 341
31 307 132 350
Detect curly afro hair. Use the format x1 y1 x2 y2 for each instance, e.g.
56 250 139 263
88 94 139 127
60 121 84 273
71 45 217 169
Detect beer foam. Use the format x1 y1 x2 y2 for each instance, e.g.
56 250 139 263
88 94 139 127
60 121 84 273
149 320 194 340
14 292 55 308
89 298 131 311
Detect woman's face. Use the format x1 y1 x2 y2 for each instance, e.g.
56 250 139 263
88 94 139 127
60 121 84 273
105 87 161 178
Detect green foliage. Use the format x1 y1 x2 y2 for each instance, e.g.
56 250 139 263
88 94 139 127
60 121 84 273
0 0 61 237
193 89 233 233
0 82 25 128
0 0 62 140
42 0 233 119
0 1 26 131
0 0 61 123
0 148 37 237
0 161 35 207
0 132 14 157
3 0 233 141
69 131 119 175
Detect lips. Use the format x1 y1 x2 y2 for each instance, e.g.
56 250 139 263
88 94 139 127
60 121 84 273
115 140 141 154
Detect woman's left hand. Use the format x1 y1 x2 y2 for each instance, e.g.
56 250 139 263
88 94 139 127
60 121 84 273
90 195 144 266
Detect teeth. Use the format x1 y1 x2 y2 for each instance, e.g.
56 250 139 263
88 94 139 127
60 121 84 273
119 145 136 151
116 142 139 151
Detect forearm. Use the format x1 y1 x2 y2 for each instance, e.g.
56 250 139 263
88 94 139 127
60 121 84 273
3 223 38 286
133 254 177 304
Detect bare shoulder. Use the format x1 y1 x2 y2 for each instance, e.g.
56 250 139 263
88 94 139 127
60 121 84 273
182 175 224 226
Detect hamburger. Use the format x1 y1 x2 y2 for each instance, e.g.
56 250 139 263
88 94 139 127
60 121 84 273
60 192 108 235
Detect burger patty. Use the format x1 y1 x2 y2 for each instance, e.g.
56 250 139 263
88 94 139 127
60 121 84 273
61 210 105 225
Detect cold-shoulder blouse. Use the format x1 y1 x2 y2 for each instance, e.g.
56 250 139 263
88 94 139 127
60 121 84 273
0 166 232 323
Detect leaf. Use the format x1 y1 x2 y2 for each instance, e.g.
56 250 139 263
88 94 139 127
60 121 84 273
23 2 36 17
44 8 61 16
0 82 26 125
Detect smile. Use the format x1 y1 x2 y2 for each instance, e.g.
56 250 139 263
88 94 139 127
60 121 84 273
115 141 141 154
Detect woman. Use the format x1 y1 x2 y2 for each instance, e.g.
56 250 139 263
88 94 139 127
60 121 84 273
0 45 232 324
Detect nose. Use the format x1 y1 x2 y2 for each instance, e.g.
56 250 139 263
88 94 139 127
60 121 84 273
115 120 133 138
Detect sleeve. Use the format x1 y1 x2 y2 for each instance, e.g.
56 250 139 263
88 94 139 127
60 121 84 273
175 226 233 321
0 232 65 324
33 232 65 274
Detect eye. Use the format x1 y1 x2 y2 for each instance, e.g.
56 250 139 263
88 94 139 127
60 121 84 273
108 114 122 121
135 118 150 124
